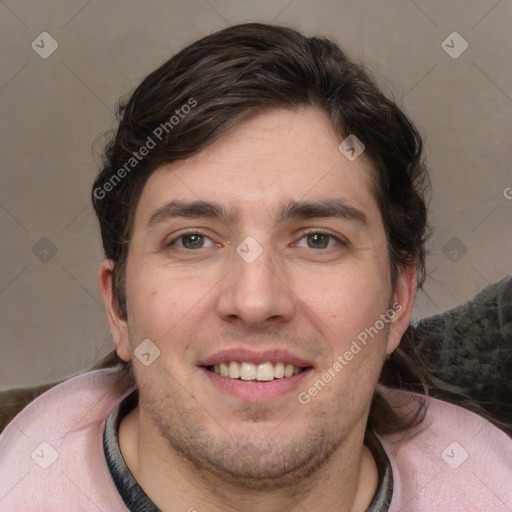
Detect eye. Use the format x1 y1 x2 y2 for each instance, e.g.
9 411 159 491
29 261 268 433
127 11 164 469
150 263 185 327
167 232 216 250
295 231 342 250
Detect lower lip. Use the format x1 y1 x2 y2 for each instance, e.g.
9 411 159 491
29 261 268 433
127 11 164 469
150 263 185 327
200 367 312 402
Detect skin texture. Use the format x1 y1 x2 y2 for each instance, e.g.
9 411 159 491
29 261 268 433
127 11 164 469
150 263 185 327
99 107 417 512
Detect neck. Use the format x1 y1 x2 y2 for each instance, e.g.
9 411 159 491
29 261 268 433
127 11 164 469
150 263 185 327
118 405 379 512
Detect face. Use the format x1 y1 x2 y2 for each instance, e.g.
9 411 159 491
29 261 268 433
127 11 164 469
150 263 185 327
100 107 415 488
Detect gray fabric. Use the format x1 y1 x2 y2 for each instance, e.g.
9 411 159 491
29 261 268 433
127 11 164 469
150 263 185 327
104 391 161 512
365 430 393 512
415 272 512 429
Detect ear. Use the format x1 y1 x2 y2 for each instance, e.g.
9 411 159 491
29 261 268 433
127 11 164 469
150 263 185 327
385 263 417 355
98 259 131 362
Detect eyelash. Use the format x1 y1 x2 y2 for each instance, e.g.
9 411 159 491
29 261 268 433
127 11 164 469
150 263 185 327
295 228 345 249
166 231 217 250
166 229 345 250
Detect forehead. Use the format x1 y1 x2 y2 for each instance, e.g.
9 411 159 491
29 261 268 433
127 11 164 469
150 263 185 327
134 107 379 227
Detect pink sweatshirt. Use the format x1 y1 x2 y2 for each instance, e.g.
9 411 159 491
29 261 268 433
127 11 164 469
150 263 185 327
0 368 510 511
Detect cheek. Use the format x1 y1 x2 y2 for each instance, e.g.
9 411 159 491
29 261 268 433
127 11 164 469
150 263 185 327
294 263 391 345
125 266 215 349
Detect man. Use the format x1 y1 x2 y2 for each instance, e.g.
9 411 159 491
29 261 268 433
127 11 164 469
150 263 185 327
0 23 510 512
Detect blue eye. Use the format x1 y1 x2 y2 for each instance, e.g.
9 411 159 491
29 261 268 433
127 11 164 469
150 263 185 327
166 230 342 252
296 232 341 249
168 233 215 250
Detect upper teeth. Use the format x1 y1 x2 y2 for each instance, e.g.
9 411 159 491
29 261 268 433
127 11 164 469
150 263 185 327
212 362 302 381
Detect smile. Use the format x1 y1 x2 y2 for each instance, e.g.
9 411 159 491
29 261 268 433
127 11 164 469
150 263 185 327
206 361 305 381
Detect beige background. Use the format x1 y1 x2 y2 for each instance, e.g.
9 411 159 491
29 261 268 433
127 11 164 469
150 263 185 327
0 0 511 389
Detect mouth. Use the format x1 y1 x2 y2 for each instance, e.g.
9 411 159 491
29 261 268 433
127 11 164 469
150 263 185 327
204 361 309 382
198 348 314 401
198 349 314 401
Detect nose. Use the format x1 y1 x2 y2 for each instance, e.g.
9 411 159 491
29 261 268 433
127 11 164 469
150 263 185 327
215 243 296 329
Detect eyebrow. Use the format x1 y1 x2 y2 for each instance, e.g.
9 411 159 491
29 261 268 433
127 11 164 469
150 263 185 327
147 200 237 228
146 198 368 229
275 199 368 226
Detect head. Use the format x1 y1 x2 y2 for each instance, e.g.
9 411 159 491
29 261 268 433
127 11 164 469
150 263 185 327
94 23 430 486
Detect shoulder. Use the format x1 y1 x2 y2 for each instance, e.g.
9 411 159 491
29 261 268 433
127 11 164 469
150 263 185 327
0 368 134 511
377 387 512 511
